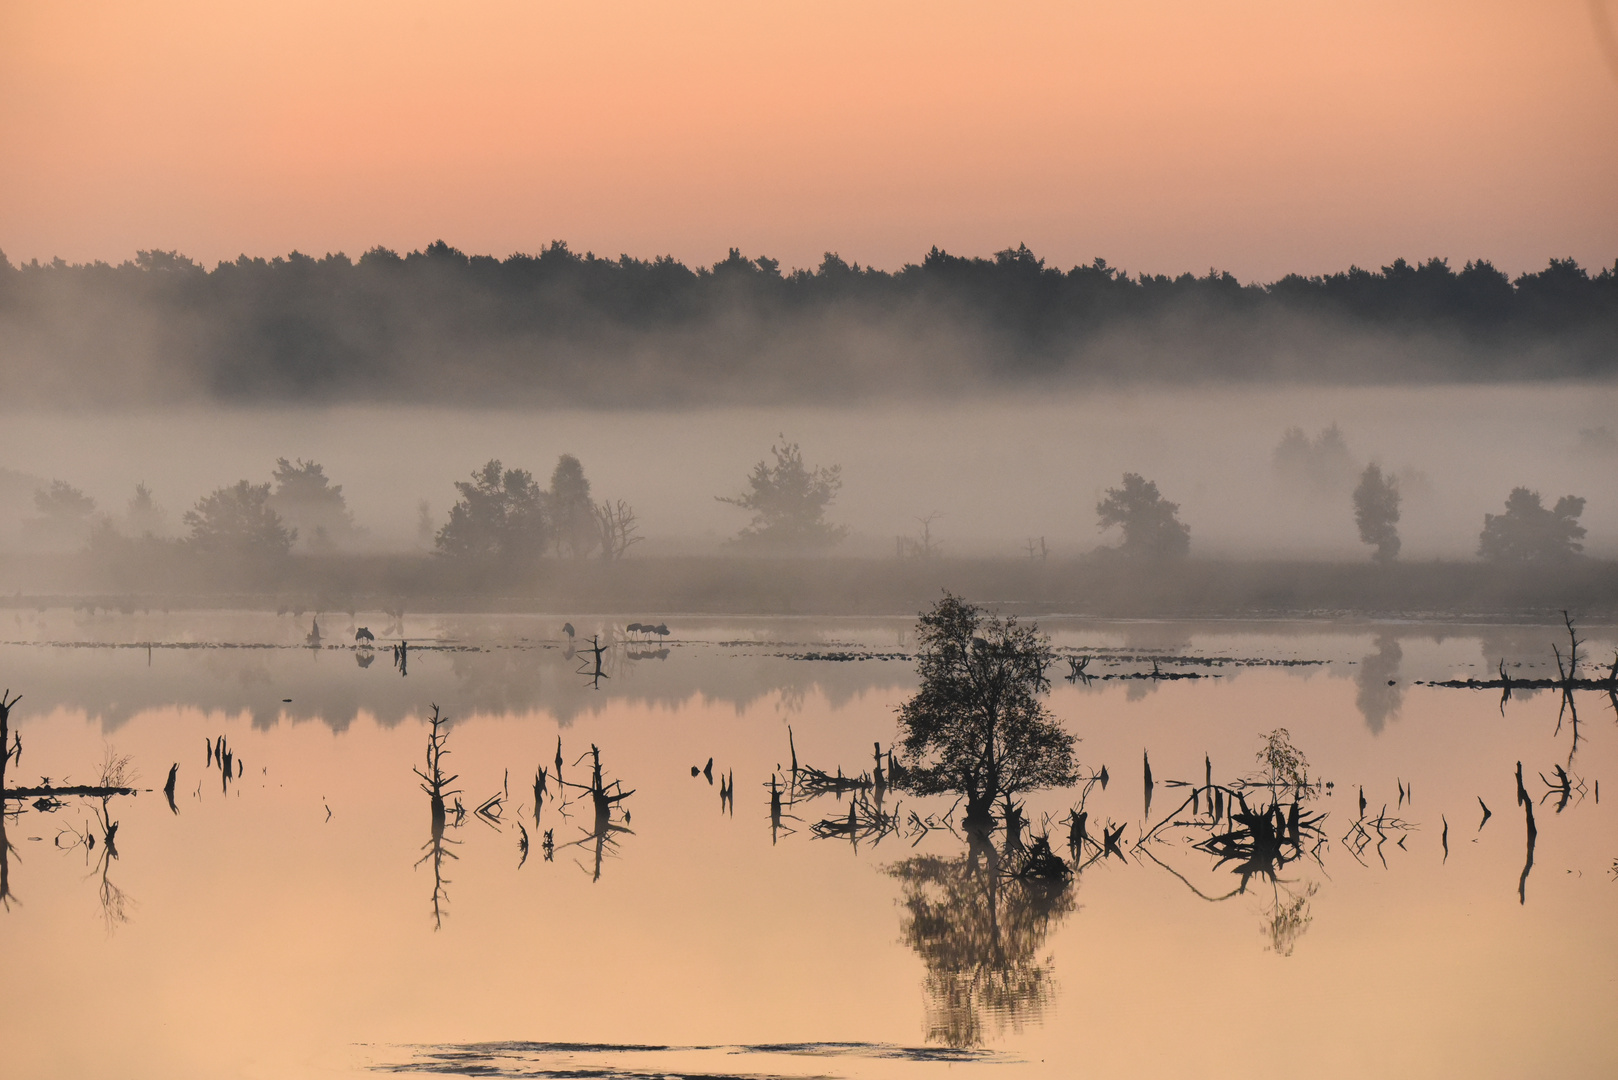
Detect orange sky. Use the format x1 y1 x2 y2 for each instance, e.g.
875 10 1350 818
2 1 1615 280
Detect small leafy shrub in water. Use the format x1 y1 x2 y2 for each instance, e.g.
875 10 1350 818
1256 728 1308 786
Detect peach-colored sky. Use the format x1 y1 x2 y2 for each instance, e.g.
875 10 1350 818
2 1 1615 280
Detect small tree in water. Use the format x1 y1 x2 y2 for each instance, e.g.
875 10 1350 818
1256 728 1309 786
717 438 846 550
895 595 1078 829
1352 463 1401 563
1096 473 1190 559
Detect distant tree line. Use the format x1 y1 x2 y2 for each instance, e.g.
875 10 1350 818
22 434 1601 573
70 452 639 583
2 244 1614 405
435 454 640 565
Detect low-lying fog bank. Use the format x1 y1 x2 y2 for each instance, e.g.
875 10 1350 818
2 554 1614 621
0 384 1612 563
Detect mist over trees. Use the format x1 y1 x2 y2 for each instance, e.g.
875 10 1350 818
436 461 548 565
2 244 1614 406
547 454 598 559
1353 464 1402 563
183 480 296 559
1273 424 1356 495
13 435 1611 614
1478 489 1587 562
123 482 167 538
24 480 97 550
718 440 846 551
268 458 359 552
1095 473 1190 560
435 454 640 566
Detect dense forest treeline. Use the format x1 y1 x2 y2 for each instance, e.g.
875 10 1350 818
1 243 1615 405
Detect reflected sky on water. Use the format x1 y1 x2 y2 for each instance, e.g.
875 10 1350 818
0 612 1614 1079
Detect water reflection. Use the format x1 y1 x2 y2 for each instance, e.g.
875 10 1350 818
3 615 1617 1077
889 845 1075 1049
5 614 1611 738
557 743 635 881
1517 762 1537 905
88 796 131 931
0 801 13 910
1263 882 1317 957
1355 634 1403 733
1425 613 1617 766
1 692 144 921
413 706 461 930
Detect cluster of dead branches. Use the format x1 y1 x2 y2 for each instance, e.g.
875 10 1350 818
411 705 461 929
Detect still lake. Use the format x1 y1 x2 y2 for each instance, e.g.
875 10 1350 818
1 611 1614 1080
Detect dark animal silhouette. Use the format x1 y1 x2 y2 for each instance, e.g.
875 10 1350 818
562 622 575 638
355 627 374 642
703 757 714 784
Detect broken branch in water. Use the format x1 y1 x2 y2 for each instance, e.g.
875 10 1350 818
810 789 901 848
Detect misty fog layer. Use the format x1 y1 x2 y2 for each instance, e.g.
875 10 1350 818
1 245 1615 407
0 384 1611 561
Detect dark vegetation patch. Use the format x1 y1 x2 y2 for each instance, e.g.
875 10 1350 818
4 553 1616 618
4 244 1615 406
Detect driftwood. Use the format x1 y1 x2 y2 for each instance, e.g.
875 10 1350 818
1425 613 1617 692
3 690 143 804
4 783 136 798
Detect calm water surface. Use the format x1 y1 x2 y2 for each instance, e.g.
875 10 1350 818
1 612 1614 1079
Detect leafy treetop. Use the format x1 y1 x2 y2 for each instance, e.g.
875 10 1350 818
718 439 846 550
1096 473 1190 559
183 480 296 557
896 594 1078 827
1478 487 1586 562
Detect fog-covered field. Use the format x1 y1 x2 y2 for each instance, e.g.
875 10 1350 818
0 383 1611 561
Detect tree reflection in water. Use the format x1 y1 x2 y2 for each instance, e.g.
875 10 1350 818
413 705 461 930
888 840 1075 1049
0 806 13 911
1355 634 1403 734
1263 882 1317 956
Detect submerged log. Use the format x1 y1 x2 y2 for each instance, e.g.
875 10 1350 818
3 784 137 798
